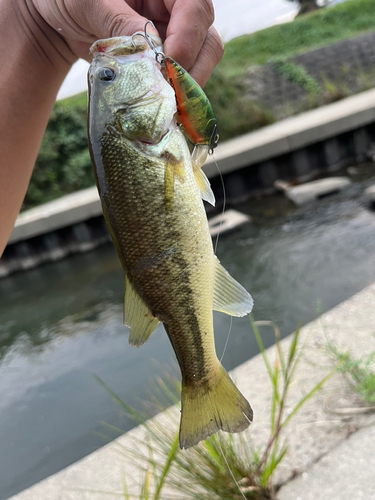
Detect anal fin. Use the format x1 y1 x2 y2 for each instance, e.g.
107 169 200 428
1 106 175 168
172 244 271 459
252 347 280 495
124 275 159 347
213 256 253 316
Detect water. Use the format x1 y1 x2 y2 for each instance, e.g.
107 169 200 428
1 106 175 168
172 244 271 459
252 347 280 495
1 170 375 499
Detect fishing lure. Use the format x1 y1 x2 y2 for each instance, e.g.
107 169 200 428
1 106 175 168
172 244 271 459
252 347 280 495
134 22 219 169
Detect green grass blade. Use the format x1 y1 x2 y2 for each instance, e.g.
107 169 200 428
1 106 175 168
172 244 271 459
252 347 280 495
285 326 312 387
154 432 179 500
152 376 180 406
270 364 279 433
94 375 146 425
286 325 301 373
92 430 114 443
101 421 126 435
121 471 129 500
204 437 225 469
145 437 158 490
250 315 273 382
254 320 286 377
282 371 334 428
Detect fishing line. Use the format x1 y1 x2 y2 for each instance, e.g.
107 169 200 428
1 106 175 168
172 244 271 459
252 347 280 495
220 316 233 363
212 153 226 255
218 438 247 500
211 154 245 500
211 152 233 364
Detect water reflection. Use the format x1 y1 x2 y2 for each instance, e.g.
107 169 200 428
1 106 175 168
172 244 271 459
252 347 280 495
0 248 123 360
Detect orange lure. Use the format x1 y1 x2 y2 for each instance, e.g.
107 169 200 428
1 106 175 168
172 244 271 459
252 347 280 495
164 56 219 152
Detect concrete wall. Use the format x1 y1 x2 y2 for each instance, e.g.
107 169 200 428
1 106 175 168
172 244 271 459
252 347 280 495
2 88 375 277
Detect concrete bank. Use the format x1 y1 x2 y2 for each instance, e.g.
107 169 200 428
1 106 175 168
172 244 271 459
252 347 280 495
204 87 375 180
10 282 375 500
8 188 102 245
3 87 375 277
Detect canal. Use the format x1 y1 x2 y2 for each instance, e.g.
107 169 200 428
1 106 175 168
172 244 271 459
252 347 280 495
1 168 375 499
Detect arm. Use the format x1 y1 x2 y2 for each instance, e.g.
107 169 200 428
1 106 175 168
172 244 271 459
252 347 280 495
0 1 73 254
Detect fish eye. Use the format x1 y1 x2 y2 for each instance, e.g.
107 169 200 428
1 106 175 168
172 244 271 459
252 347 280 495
214 133 219 144
98 67 116 82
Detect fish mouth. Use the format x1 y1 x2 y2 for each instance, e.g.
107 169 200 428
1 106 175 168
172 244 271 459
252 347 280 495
137 131 170 148
90 35 162 57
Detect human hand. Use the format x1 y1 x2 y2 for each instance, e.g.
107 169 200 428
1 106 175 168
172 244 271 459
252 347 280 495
29 0 223 87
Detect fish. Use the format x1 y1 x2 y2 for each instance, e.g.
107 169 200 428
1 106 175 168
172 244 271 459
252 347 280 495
87 33 254 449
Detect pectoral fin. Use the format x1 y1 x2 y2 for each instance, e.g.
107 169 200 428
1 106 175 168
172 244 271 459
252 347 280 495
124 275 159 347
163 151 185 209
192 163 215 206
191 145 209 168
213 256 253 316
191 145 215 206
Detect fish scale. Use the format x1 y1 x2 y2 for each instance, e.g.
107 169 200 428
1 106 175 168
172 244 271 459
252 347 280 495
101 127 215 374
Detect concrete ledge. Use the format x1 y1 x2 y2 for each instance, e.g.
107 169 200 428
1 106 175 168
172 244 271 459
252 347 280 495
7 88 375 246
364 184 375 210
278 425 375 500
10 282 375 499
203 87 375 178
208 209 251 237
9 188 101 244
275 177 351 205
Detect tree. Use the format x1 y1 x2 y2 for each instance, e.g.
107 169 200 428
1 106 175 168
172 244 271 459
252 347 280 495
288 0 320 15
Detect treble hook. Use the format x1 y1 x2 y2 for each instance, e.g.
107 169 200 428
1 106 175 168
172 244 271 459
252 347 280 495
131 20 166 66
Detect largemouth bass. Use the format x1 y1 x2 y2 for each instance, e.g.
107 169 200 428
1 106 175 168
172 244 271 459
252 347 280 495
88 34 254 448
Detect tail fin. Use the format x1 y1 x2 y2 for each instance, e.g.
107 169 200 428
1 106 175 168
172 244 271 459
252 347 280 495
179 364 253 449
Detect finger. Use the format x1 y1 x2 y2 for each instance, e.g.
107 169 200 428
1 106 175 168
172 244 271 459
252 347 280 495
153 21 168 41
63 0 159 42
188 26 223 88
163 0 215 71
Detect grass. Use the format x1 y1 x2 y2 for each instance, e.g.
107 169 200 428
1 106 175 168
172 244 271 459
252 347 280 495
204 71 274 142
93 318 333 500
270 58 322 94
219 0 375 76
327 337 375 405
58 91 87 109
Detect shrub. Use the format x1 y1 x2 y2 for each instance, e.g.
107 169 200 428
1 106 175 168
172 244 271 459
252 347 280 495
23 93 93 210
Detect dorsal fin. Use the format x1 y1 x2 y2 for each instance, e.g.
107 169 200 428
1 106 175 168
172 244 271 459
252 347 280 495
213 256 253 316
124 274 159 347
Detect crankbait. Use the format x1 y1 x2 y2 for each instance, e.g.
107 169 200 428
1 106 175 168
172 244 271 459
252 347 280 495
134 21 219 168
